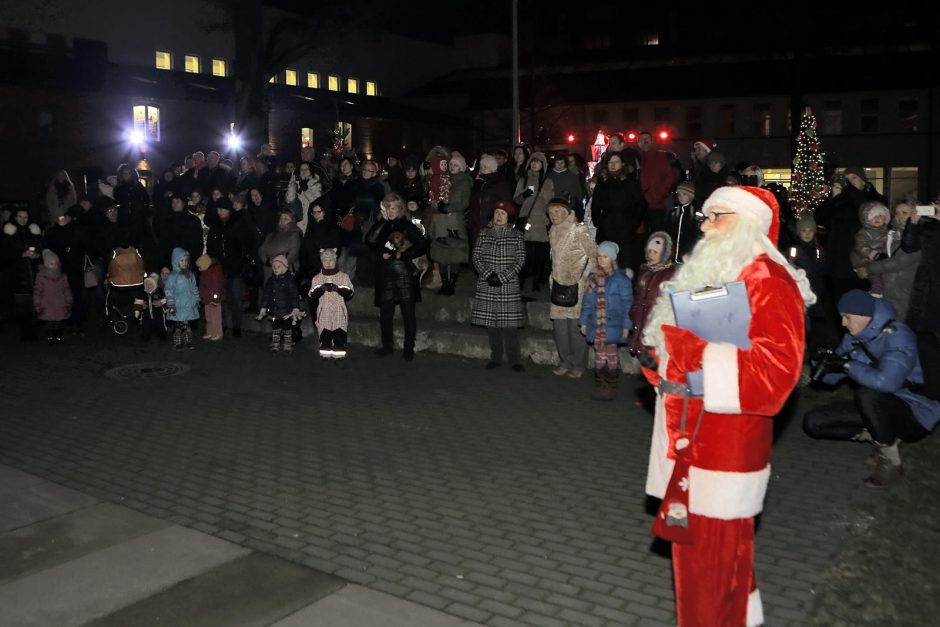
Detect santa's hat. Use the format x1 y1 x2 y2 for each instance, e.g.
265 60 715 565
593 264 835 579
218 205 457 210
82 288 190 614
692 138 717 154
702 186 781 245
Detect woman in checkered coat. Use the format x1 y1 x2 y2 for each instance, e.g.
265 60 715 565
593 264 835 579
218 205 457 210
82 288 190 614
471 199 527 371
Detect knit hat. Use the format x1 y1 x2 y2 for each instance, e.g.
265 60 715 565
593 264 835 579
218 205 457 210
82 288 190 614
214 196 233 211
676 181 695 199
41 249 60 268
843 166 868 183
597 241 620 260
195 254 212 272
796 216 817 232
143 273 158 294
547 197 573 213
319 248 338 264
493 198 518 220
705 151 727 168
693 139 716 155
645 231 674 262
838 289 876 317
702 186 782 245
271 255 289 272
860 201 890 226
65 204 84 220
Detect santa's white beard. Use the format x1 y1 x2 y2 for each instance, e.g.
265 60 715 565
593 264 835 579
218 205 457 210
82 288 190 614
642 218 816 356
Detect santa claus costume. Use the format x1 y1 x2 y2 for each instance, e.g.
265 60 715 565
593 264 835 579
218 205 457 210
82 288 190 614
642 186 816 626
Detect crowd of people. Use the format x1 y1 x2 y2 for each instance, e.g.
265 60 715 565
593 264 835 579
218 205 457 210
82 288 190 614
4 133 940 626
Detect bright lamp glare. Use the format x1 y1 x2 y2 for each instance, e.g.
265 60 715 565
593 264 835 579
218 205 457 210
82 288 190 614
227 135 242 150
128 129 145 145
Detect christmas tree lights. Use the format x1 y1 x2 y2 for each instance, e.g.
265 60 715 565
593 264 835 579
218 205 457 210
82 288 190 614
789 109 827 218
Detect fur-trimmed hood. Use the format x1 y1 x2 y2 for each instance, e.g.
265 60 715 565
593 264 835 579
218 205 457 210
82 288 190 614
4 222 41 236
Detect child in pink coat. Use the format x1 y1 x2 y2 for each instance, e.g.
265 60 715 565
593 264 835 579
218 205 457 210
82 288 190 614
33 249 73 344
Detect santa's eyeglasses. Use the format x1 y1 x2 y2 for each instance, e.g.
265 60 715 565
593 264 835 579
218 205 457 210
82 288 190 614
703 210 736 223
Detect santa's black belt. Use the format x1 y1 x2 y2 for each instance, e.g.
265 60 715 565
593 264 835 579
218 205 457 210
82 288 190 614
659 379 702 398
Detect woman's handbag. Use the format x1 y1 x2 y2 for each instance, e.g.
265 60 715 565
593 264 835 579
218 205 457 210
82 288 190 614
339 209 356 232
550 281 579 307
83 255 99 289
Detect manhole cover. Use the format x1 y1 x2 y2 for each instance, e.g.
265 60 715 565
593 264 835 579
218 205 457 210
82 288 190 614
104 362 191 380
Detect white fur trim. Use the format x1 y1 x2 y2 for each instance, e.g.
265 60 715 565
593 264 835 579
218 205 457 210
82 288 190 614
2 223 15 236
29 223 41 235
688 465 770 519
703 342 741 414
703 187 772 237
746 589 764 627
645 387 674 498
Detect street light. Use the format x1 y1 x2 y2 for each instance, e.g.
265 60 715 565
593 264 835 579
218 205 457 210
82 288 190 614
128 129 145 146
227 133 242 151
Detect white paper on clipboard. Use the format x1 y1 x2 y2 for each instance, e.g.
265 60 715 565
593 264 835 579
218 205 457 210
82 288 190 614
669 281 751 395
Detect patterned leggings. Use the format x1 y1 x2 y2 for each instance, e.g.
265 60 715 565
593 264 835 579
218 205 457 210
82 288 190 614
594 343 619 370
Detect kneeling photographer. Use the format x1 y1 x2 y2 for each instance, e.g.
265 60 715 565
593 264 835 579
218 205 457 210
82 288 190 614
803 290 940 488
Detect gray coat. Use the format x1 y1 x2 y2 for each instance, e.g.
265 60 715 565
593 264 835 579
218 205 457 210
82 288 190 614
471 223 526 328
867 244 921 322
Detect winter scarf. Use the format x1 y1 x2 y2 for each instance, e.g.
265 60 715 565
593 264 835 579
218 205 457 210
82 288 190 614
590 265 613 346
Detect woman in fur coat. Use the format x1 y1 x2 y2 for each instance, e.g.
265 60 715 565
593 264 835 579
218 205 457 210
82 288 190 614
548 198 597 379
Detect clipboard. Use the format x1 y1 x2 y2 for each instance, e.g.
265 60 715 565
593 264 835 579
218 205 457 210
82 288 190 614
669 281 751 395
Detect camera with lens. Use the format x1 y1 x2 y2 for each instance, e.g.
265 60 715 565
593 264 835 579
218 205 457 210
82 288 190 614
811 347 849 383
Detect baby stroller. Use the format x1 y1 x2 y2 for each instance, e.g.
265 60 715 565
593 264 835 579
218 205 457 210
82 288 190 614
104 246 145 335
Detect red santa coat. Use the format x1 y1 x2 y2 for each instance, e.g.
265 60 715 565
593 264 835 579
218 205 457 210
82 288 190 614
646 254 804 521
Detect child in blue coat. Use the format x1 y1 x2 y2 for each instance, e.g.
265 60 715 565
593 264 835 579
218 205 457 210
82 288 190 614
580 241 634 400
164 247 200 351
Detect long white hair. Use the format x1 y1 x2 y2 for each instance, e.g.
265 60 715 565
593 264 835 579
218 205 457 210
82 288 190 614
642 217 816 356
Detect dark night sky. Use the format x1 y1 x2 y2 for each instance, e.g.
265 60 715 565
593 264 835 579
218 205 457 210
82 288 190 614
263 2 939 58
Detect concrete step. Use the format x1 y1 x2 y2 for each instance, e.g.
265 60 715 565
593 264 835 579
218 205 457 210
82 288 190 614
346 287 554 332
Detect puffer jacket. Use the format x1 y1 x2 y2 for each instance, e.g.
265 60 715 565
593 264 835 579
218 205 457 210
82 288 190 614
548 211 597 320
261 271 300 318
579 269 634 345
164 247 200 322
2 221 43 294
366 216 428 306
33 267 72 321
822 298 940 432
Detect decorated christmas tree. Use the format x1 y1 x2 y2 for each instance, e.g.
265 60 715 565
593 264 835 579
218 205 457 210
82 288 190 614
789 108 827 218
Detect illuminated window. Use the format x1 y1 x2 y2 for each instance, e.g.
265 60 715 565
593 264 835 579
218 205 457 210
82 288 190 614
347 78 359 94
301 127 314 148
269 75 276 83
212 59 227 77
155 50 172 70
285 69 298 86
762 168 791 188
643 33 660 46
184 55 200 73
307 73 319 89
365 81 377 96
132 105 160 142
328 75 339 91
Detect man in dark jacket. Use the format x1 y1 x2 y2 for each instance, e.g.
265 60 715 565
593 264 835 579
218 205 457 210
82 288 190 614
546 153 584 219
901 208 940 396
804 290 940 487
206 196 257 337
157 196 204 267
590 151 646 271
469 155 513 246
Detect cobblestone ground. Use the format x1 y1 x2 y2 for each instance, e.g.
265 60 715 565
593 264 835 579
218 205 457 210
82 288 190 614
1 330 875 626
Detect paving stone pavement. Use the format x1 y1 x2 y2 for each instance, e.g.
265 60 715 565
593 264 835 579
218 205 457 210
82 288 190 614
0 330 874 626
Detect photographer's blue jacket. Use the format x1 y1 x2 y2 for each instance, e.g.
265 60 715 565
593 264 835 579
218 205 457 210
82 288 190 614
823 299 940 432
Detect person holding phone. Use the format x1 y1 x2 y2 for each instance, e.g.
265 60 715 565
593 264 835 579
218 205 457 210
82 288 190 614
901 197 940 397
